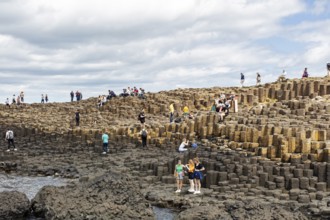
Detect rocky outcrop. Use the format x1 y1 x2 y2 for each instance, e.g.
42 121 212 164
31 170 154 220
0 191 30 219
2 77 330 219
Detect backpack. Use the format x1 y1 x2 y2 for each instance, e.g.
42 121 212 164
8 131 13 139
141 130 147 138
174 117 182 123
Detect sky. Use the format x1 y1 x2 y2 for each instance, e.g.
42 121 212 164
0 0 330 103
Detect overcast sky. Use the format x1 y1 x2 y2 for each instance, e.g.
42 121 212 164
1 0 330 103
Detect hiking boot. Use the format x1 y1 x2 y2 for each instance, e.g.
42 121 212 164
6 149 10 152
102 152 106 155
14 148 17 151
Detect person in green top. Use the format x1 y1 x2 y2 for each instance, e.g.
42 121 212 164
174 159 184 193
102 133 109 154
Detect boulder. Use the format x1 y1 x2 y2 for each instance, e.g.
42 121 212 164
0 191 30 220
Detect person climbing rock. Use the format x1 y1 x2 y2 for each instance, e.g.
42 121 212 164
5 129 16 152
138 109 146 124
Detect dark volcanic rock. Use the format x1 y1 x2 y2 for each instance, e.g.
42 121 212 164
31 170 154 220
0 191 30 220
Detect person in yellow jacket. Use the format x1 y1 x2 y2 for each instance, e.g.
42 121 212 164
183 105 189 117
186 159 195 192
169 103 174 123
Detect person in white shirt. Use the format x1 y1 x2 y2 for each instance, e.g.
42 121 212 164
5 130 17 152
178 138 189 152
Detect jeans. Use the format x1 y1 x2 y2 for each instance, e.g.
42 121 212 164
142 137 147 147
103 143 108 152
7 139 15 149
170 112 174 123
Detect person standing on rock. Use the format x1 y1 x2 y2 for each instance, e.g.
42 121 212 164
169 103 174 123
41 94 45 103
45 94 48 103
256 73 261 86
193 157 205 194
20 91 24 103
302 68 309 78
102 132 109 154
140 127 148 148
138 109 146 124
174 159 184 193
5 129 17 152
186 159 195 192
240 73 245 87
12 94 16 105
70 91 74 102
75 110 80 126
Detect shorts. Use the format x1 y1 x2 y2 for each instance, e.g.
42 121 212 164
188 172 194 180
177 172 184 180
194 171 203 180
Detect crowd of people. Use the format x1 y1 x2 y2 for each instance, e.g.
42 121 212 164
119 87 145 98
240 67 314 87
174 157 205 194
70 91 83 102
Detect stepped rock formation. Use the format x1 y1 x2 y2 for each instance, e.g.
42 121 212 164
1 77 330 219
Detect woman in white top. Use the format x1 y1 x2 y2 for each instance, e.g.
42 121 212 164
178 138 189 152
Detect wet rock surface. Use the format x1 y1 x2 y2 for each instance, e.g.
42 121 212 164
0 191 30 220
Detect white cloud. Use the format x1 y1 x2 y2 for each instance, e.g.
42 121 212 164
1 0 329 103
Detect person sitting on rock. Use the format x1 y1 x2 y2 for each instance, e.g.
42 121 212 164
133 87 139 96
5 98 10 108
185 159 195 192
216 100 226 122
178 138 189 152
302 67 309 78
138 109 146 124
174 159 184 193
278 70 287 82
121 89 129 97
193 157 205 194
97 96 103 108
5 129 17 152
107 90 116 100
